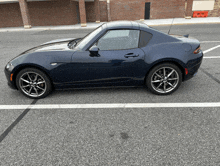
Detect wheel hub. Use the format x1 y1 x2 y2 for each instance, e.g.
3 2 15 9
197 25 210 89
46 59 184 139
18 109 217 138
30 82 36 87
162 77 168 83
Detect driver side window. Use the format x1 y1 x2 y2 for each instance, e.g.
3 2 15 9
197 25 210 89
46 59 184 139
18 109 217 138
94 30 140 51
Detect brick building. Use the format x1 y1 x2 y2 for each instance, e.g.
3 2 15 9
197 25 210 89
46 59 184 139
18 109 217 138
0 0 219 28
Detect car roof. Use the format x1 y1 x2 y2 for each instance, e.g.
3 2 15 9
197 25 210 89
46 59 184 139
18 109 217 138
104 21 148 30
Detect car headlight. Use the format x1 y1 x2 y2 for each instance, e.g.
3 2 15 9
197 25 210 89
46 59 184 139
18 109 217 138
5 62 14 71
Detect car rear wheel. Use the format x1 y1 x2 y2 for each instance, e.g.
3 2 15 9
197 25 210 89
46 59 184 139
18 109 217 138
16 68 52 99
146 63 182 95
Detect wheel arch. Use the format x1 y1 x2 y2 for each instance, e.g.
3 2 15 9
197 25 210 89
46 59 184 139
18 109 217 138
12 64 54 90
144 59 186 84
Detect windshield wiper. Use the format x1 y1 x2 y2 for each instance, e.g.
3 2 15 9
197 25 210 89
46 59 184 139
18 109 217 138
68 38 82 49
68 40 78 49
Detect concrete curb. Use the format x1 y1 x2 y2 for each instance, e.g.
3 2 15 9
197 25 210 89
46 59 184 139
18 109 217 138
144 17 220 26
0 17 220 32
149 22 220 26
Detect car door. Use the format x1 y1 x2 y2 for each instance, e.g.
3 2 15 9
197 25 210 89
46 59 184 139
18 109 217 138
91 29 146 86
66 29 146 87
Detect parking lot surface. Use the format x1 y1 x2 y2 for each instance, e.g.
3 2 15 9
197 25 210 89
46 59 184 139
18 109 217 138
0 24 220 165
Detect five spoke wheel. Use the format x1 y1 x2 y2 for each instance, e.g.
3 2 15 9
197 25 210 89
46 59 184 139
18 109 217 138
146 63 182 95
16 68 52 99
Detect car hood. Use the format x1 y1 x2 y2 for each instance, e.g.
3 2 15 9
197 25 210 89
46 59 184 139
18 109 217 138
22 38 77 54
41 38 76 45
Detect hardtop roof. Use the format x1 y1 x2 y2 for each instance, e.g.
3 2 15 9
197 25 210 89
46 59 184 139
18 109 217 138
103 21 148 30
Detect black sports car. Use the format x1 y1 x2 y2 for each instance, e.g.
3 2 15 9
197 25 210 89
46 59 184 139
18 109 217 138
4 21 203 99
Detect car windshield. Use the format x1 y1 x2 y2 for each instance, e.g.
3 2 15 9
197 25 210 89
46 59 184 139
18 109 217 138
75 25 103 50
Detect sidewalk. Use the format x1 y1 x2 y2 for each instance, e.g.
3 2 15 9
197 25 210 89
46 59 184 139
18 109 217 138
0 17 220 32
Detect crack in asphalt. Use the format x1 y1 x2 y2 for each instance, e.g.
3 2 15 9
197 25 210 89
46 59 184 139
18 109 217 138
200 68 220 84
0 99 38 143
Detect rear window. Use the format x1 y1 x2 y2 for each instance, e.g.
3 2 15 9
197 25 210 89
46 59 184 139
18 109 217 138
139 31 153 48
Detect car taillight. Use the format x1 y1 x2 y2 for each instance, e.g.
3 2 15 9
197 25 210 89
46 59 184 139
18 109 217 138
193 46 201 54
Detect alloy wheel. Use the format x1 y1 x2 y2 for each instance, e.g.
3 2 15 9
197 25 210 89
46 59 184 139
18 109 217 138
19 71 47 98
151 67 179 94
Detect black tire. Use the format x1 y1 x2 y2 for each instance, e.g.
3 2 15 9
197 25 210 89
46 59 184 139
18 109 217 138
146 63 182 95
16 68 52 99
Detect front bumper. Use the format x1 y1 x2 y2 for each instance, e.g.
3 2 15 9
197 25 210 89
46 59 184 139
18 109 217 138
4 68 17 90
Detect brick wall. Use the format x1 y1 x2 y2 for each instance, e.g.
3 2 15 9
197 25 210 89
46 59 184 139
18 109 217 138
147 0 185 19
110 0 145 21
0 3 23 28
0 0 219 28
208 0 220 17
85 2 96 22
109 0 185 21
27 1 78 26
100 1 108 22
85 1 108 22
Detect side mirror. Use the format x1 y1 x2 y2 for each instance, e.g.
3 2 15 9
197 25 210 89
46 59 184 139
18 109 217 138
89 45 100 57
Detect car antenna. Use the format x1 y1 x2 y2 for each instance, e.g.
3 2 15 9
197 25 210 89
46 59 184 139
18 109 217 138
168 18 174 35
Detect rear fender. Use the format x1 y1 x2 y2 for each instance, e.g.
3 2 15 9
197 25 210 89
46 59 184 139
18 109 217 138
145 58 186 82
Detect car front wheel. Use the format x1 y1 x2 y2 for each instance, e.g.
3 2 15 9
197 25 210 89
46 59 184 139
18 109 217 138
146 63 182 95
16 68 52 99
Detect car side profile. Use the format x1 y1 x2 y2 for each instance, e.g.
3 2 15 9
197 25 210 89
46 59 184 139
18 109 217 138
4 21 203 99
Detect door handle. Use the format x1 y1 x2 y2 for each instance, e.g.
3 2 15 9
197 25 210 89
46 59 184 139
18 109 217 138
124 53 139 58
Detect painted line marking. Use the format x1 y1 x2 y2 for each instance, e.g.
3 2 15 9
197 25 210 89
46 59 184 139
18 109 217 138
200 41 220 43
0 99 38 143
203 45 220 54
203 56 220 59
0 103 220 110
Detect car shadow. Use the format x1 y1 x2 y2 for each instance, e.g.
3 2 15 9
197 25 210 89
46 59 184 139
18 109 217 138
50 86 149 97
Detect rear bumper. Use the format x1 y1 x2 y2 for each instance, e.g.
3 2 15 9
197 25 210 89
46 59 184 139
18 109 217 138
184 52 203 81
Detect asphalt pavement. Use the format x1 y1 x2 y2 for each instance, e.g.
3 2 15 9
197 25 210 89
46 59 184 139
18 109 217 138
0 24 220 165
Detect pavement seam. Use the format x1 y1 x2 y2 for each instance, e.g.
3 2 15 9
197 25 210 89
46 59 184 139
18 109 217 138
0 99 38 143
200 68 220 84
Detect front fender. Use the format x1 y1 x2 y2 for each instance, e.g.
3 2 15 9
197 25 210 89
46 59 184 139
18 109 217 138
11 63 52 90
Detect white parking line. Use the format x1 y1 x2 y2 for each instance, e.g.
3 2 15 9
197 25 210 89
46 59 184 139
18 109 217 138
0 103 220 110
203 45 220 54
203 56 220 59
200 41 220 43
200 41 220 57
